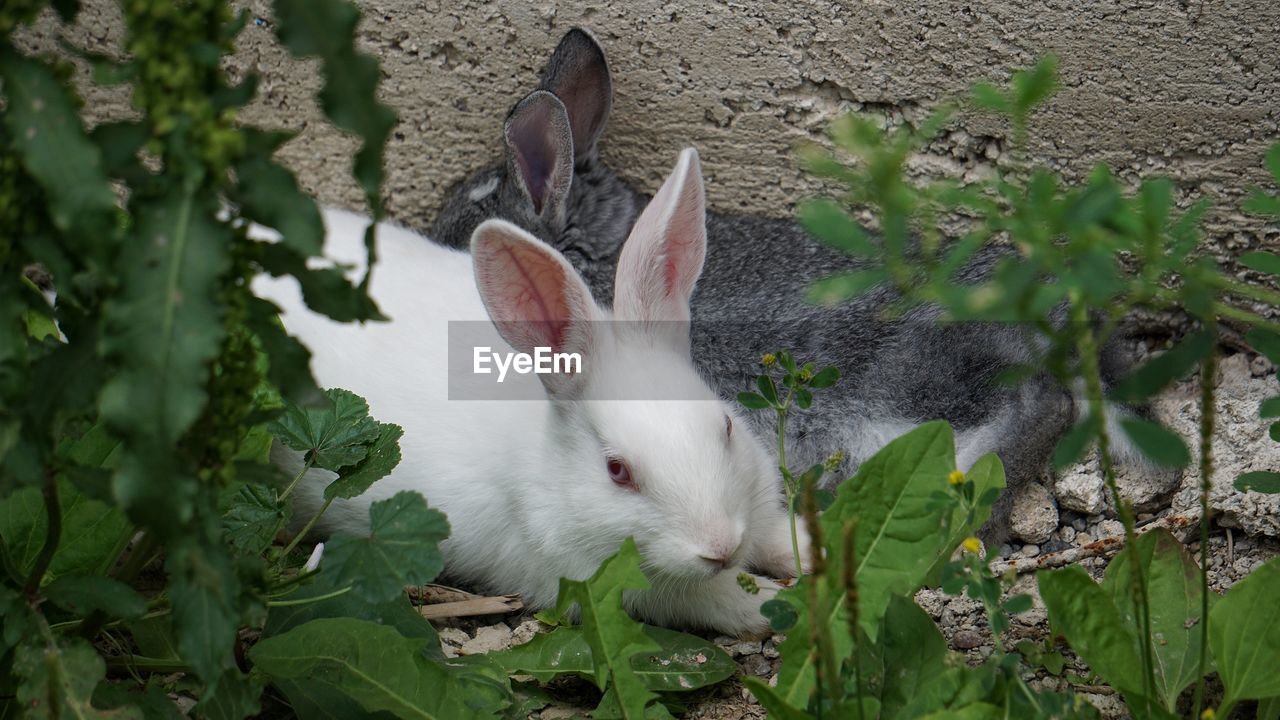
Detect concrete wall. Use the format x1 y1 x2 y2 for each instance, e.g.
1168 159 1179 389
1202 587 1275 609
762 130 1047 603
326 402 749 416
19 1 1280 283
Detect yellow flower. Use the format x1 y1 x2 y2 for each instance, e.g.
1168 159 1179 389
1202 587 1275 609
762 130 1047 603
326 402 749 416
824 451 847 473
948 469 966 486
761 353 777 367
962 537 983 554
1201 709 1216 720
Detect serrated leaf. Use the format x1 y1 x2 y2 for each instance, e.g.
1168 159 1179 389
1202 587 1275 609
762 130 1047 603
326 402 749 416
98 187 230 531
1101 529 1212 710
554 538 662 720
323 491 449 604
221 482 286 554
245 296 323 407
250 617 497 719
1120 418 1190 468
0 48 115 241
44 575 145 621
269 388 381 471
324 422 403 501
14 636 141 719
0 478 131 581
1235 471 1280 494
1210 556 1280 707
256 241 384 322
234 137 324 257
1110 330 1214 403
483 625 734 692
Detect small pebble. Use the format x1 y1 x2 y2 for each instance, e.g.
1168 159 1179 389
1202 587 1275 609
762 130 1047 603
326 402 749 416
739 653 771 677
952 630 983 649
459 624 514 655
998 543 1014 559
1059 526 1075 543
762 639 780 659
1020 544 1040 558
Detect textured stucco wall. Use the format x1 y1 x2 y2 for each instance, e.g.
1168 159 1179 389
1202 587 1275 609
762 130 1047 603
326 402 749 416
18 1 1280 283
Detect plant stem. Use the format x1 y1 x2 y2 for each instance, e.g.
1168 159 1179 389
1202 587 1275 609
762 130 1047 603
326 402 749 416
114 530 159 586
1191 320 1218 719
279 453 316 502
1074 305 1158 712
776 382 804 580
105 655 192 674
23 467 61 601
266 584 351 607
800 473 837 718
279 497 332 561
841 520 865 720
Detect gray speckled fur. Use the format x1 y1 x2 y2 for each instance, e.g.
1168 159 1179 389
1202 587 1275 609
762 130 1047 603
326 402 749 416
431 29 1137 541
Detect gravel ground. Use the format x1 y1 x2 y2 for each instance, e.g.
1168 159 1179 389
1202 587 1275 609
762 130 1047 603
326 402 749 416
429 349 1280 719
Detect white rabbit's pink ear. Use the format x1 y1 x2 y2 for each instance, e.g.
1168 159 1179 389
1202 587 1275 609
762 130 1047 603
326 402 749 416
472 220 597 394
538 27 612 162
613 147 706 326
503 91 574 223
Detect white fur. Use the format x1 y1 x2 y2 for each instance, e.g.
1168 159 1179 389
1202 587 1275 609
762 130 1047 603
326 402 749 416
251 149 800 636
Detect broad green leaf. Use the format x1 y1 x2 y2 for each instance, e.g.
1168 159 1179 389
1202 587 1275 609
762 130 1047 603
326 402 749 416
0 478 131 581
737 392 771 410
1110 330 1215 403
1210 556 1280 707
798 198 876 256
273 0 397 212
809 366 839 389
14 636 141 719
1119 418 1190 468
1039 566 1146 700
483 625 734 692
1235 471 1280 494
917 703 1004 720
324 422 403 500
0 49 115 242
774 422 985 706
256 242 384 322
807 269 889 305
269 388 381 471
1251 329 1280 366
1260 696 1280 720
1102 529 1211 710
44 575 146 621
757 375 778 405
879 594 952 719
193 670 263 720
167 531 241 682
221 482 287 554
323 491 449 604
250 617 498 719
245 297 324 407
263 568 442 661
98 188 230 531
554 538 662 720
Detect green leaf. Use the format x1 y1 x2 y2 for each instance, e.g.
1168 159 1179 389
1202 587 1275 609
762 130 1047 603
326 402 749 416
166 531 241 682
324 422 403 501
323 491 450 604
14 636 141 719
1119 418 1190 468
269 388 381 471
797 199 876 256
737 392 772 410
1249 329 1280 366
0 478 131 581
1261 397 1280 419
256 242 384 322
233 134 324 257
98 187 231 532
807 269 889 305
1101 529 1211 710
879 594 953 719
1235 471 1280 494
1210 556 1280 707
774 422 991 707
273 0 397 213
245 297 323 407
44 575 146 621
221 482 287 554
194 670 263 720
809 366 839 389
483 625 734 692
554 538 662 720
1012 55 1059 114
757 375 778 405
741 678 816 720
1039 566 1146 700
0 49 115 241
264 567 442 660
1241 251 1280 276
1110 330 1215 403
250 617 499 719
970 82 1010 113
1260 695 1280 720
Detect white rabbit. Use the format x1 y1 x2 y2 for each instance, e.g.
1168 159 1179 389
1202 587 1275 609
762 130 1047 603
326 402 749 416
251 148 802 636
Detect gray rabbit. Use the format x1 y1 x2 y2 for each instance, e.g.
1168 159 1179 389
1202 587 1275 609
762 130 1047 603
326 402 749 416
431 28 1143 541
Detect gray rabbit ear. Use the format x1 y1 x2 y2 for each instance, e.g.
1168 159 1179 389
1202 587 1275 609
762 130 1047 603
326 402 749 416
503 90 574 224
538 27 613 163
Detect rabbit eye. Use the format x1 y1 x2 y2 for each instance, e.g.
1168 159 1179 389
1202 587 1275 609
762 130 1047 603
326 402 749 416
607 456 636 491
724 414 733 440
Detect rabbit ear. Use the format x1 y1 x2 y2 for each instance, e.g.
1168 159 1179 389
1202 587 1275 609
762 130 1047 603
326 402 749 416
503 90 574 223
538 27 612 163
471 219 598 396
613 148 706 328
